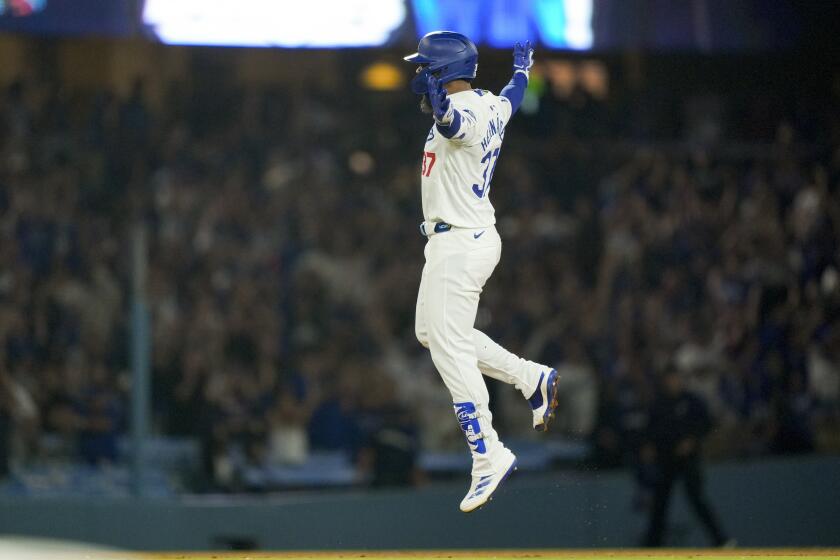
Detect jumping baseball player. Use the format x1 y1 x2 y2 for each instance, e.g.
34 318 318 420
405 31 560 512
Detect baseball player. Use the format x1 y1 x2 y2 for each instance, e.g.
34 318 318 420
405 31 560 512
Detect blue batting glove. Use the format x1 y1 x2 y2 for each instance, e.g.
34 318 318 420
427 75 454 125
513 40 534 78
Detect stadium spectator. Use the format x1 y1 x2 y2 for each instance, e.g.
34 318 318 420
0 54 838 494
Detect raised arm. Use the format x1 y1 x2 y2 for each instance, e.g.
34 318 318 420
500 41 535 118
427 75 479 142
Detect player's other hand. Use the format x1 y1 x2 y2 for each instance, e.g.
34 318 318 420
513 40 534 77
427 75 454 125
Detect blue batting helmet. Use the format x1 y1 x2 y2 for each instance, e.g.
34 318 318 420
404 31 478 95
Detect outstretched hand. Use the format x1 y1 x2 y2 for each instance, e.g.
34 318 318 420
513 40 534 77
427 75 453 125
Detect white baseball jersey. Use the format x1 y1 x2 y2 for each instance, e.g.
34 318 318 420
420 89 514 228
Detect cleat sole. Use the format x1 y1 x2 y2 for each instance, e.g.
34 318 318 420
534 372 560 432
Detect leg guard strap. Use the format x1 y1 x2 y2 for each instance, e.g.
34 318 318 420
454 402 487 454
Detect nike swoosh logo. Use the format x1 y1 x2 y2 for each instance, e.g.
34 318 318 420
474 230 486 239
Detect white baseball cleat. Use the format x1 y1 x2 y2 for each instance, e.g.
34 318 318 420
529 368 560 431
459 450 518 513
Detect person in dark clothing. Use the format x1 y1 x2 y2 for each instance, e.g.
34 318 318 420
0 373 11 479
643 370 730 547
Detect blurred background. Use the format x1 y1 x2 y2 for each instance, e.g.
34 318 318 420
0 0 839 552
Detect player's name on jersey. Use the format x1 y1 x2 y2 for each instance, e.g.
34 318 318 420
480 113 506 152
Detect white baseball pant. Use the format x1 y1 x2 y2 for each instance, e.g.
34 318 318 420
415 224 545 476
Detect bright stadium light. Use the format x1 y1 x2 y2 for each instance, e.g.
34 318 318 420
563 0 594 49
143 0 407 47
410 0 593 50
360 61 405 91
0 0 47 17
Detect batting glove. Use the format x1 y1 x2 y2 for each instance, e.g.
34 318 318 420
427 75 454 125
513 41 534 78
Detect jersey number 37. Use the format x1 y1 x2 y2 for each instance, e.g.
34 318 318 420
421 151 436 177
473 148 501 199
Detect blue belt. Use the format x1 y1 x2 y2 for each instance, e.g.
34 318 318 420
419 221 452 237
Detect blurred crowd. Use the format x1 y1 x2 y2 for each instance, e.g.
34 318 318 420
1 54 839 491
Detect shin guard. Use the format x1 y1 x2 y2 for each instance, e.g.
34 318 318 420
454 402 487 454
